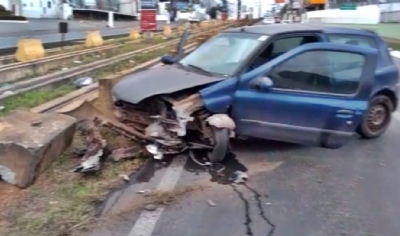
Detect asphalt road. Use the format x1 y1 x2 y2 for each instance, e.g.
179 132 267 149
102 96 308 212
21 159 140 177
86 57 400 236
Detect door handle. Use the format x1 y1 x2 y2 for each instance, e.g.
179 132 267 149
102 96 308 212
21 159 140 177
336 109 354 115
336 109 354 119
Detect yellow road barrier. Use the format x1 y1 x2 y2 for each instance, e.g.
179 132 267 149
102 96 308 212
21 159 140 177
163 24 172 36
15 39 45 62
85 31 104 47
129 29 141 40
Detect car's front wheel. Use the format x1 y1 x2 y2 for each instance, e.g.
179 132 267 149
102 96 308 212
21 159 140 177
357 95 394 139
208 127 230 163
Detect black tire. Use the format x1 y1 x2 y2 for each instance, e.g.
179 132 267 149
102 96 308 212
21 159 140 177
357 95 394 139
208 127 230 163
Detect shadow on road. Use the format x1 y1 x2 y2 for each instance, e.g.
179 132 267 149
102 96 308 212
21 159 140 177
232 138 304 153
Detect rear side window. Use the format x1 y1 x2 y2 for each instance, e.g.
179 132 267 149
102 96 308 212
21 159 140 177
327 34 389 67
272 36 319 54
273 37 303 54
327 34 377 49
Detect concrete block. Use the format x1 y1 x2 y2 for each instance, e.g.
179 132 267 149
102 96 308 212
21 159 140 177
163 24 172 36
0 111 77 188
85 30 104 47
15 39 45 62
143 31 154 40
129 29 141 40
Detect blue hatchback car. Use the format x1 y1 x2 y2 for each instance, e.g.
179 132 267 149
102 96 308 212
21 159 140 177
112 23 399 162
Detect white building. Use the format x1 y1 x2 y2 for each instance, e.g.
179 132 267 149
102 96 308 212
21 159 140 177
0 0 73 19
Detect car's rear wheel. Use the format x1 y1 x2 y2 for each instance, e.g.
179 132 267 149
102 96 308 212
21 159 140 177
208 127 230 163
357 95 393 139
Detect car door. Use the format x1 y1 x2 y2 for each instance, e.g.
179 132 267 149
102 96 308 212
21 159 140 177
232 42 378 148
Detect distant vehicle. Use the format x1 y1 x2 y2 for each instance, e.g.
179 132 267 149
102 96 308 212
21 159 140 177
112 24 399 162
262 12 275 24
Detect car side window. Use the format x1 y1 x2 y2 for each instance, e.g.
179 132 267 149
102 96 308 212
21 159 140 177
272 37 303 54
327 34 385 67
248 35 320 71
272 36 320 54
267 50 366 95
327 34 377 49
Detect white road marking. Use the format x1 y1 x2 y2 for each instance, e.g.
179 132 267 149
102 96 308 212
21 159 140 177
128 155 187 236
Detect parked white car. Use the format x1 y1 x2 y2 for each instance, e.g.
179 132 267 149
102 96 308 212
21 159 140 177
262 16 275 24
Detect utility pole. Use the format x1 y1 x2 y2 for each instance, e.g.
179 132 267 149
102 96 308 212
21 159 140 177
237 0 241 19
170 0 175 22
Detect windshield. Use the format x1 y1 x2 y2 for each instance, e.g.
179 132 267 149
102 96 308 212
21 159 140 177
179 33 266 75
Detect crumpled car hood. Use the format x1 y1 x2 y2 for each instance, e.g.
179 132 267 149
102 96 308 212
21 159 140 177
112 65 225 104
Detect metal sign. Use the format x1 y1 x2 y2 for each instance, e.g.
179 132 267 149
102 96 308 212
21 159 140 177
340 3 357 10
140 0 157 31
141 0 157 10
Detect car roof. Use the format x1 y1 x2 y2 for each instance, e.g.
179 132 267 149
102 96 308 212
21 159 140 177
224 23 377 37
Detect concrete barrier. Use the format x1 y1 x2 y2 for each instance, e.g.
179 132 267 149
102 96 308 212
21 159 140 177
15 39 45 62
306 3 400 24
129 29 141 40
0 111 76 188
381 10 400 23
163 24 172 36
85 31 104 47
306 5 381 24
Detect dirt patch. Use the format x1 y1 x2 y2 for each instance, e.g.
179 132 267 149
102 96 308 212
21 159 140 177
0 126 147 236
141 186 202 207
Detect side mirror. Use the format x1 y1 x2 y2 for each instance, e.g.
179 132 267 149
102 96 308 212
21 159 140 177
249 76 274 91
161 55 175 65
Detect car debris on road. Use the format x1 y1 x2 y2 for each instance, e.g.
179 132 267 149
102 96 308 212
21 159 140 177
70 119 107 173
230 171 249 184
207 199 217 207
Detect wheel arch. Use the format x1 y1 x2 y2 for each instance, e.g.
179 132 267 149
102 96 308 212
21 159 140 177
373 89 397 111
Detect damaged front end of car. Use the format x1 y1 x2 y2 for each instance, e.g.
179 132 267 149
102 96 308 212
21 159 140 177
112 88 235 162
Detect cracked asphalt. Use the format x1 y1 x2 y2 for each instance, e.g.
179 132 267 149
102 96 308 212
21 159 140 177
87 57 400 236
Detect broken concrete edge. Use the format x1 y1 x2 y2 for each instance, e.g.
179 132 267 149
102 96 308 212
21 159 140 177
0 111 77 188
